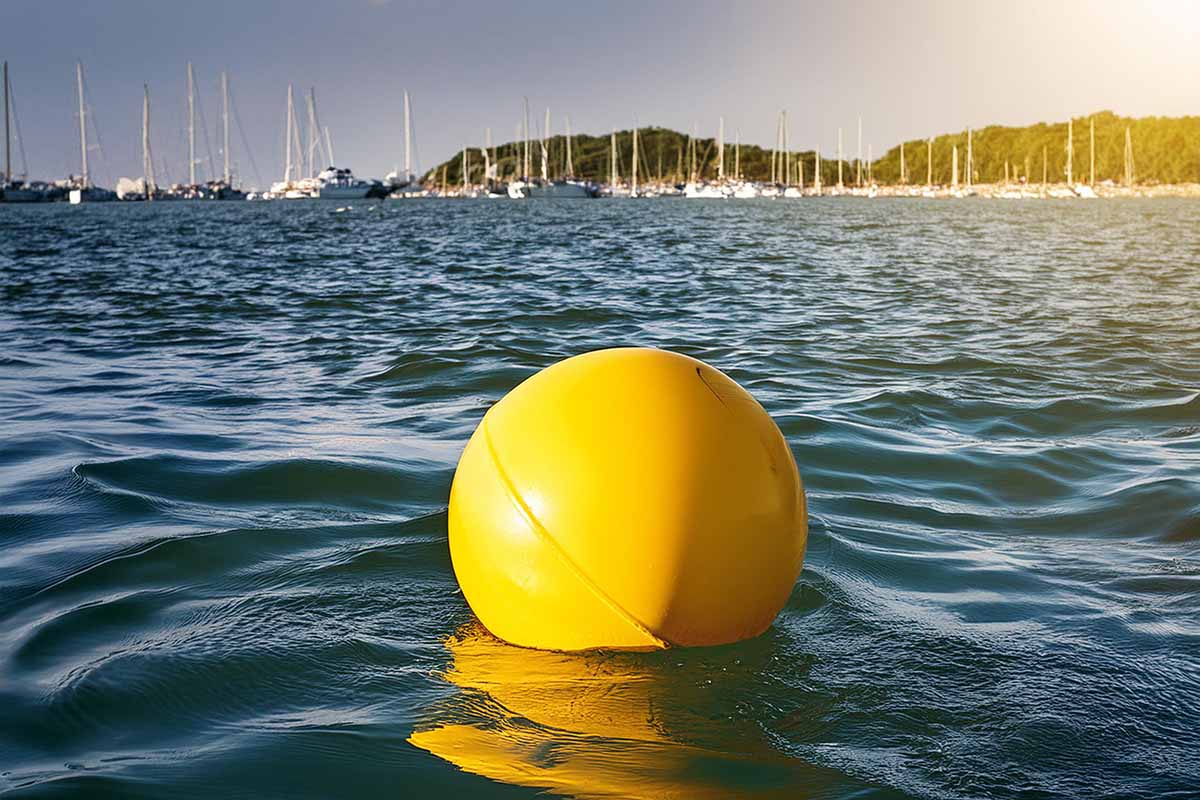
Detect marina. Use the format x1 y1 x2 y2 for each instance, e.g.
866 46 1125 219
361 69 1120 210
4 59 1200 204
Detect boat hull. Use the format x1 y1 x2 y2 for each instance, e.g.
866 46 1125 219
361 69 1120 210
1 187 43 203
68 187 117 204
318 185 372 200
524 181 597 199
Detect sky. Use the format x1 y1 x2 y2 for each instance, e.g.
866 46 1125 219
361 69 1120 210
3 0 1200 189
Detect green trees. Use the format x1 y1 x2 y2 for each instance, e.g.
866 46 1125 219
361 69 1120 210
430 112 1200 186
872 111 1200 185
430 127 852 186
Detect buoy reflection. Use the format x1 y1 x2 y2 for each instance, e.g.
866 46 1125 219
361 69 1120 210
408 622 857 799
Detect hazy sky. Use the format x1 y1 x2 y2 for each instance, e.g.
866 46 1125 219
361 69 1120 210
3 0 1199 188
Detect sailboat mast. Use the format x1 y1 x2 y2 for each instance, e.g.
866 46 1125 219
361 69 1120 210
783 111 790 186
856 115 862 186
610 129 616 190
815 148 821 193
3 61 9 184
927 138 932 187
522 97 530 179
481 137 491 189
285 84 294 183
222 71 230 184
403 90 412 179
541 107 549 182
771 115 779 183
143 84 156 197
565 116 573 176
632 125 638 195
900 141 906 184
735 129 740 179
77 62 88 186
306 89 317 177
186 62 195 186
966 128 973 189
1124 126 1133 186
717 116 724 181
485 127 492 186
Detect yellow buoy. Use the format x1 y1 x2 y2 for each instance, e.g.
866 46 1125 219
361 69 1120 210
447 347 807 650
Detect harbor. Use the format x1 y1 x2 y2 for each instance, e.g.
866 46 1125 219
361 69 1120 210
4 59 1199 205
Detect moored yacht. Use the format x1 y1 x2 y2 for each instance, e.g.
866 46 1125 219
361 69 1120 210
683 182 726 199
317 166 373 199
524 178 597 199
1 179 51 202
2 62 46 202
64 63 115 203
515 107 597 199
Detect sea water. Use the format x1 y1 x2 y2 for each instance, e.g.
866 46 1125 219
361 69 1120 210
1 198 1197 798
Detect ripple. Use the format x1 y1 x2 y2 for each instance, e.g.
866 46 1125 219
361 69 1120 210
1 198 1198 798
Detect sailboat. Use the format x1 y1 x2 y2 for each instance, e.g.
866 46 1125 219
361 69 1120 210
386 90 422 195
67 62 115 203
267 85 318 198
116 83 158 200
172 65 244 200
209 71 245 199
2 61 49 202
505 98 533 198
523 109 597 199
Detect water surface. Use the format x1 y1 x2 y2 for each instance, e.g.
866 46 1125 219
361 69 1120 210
1 198 1198 798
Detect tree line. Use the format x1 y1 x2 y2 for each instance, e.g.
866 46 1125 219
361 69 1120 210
428 111 1200 186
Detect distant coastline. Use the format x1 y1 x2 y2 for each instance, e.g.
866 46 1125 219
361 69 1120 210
427 110 1200 193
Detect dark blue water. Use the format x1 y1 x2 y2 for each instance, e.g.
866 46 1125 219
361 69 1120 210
1 198 1198 799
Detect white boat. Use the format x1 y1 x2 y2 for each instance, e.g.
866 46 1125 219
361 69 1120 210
683 182 725 199
511 108 597 199
732 182 758 199
68 184 116 204
64 62 114 203
524 179 596 199
317 166 372 199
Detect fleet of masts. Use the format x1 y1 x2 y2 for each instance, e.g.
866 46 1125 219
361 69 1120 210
0 60 1183 203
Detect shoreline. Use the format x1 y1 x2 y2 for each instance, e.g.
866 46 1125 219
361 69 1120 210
7 180 1200 203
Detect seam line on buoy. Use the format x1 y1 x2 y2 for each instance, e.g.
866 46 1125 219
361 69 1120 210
481 418 671 649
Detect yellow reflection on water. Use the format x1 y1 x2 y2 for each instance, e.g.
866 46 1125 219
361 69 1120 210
409 622 854 799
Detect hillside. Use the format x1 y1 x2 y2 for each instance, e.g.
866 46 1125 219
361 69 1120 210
428 112 1200 187
873 111 1200 185
426 127 851 187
